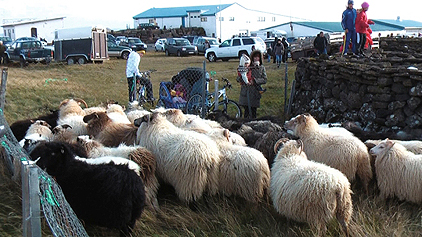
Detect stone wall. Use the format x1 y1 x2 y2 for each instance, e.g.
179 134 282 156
291 37 422 139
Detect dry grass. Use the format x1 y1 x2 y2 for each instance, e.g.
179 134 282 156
1 52 422 236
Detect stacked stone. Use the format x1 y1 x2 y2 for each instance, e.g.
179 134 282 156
291 50 422 139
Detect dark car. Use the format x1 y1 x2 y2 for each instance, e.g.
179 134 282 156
137 23 159 30
107 40 132 59
165 38 198 57
5 37 52 67
119 37 147 51
0 36 13 48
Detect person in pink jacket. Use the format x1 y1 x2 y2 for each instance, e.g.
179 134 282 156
355 2 374 55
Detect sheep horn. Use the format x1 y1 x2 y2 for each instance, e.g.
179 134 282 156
74 98 88 108
59 99 70 108
274 138 289 154
61 124 73 130
223 129 230 142
297 139 304 154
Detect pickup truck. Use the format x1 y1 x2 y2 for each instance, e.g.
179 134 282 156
5 37 52 67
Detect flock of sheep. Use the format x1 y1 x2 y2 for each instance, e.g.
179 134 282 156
10 98 422 236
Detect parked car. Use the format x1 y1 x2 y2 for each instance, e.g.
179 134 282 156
107 40 132 59
115 36 127 45
0 36 13 48
154 38 167 51
5 37 52 67
194 37 219 54
137 23 159 30
107 34 117 44
119 37 147 51
182 35 198 44
165 38 198 56
204 36 266 62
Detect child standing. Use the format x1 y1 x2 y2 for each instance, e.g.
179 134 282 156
237 54 266 93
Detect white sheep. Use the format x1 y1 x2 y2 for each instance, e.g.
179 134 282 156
19 120 53 147
159 108 246 146
284 113 373 192
365 139 422 155
135 112 221 203
369 138 422 204
57 98 89 135
271 138 353 236
207 128 270 203
77 135 160 210
106 104 131 124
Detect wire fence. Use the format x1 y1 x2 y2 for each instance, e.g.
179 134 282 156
0 68 89 237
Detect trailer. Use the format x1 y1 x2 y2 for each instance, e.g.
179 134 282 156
54 26 108 65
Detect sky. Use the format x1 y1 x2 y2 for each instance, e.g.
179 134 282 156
1 0 422 30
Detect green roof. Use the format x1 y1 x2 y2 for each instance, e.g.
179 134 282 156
133 4 232 19
261 20 410 33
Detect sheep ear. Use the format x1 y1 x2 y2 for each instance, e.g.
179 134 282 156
385 138 395 148
30 119 35 124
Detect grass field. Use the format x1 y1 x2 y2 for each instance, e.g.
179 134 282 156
1 52 422 236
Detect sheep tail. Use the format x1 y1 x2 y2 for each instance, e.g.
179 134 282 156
356 152 373 194
335 185 352 237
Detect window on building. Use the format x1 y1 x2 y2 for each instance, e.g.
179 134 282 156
201 17 207 22
258 17 265 22
229 17 235 21
272 17 276 22
219 17 224 21
191 16 194 18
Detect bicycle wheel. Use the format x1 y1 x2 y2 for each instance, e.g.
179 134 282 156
185 94 204 115
219 99 242 118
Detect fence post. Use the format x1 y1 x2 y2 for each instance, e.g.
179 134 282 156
22 161 42 237
0 68 8 111
201 61 207 118
214 79 219 111
283 61 288 122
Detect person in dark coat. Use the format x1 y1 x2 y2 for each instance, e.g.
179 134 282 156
281 37 289 63
236 50 267 119
271 37 278 63
0 41 6 64
313 32 328 55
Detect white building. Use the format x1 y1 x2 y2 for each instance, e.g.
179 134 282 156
133 3 305 41
1 17 65 43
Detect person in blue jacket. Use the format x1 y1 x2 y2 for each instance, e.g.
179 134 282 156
341 0 357 55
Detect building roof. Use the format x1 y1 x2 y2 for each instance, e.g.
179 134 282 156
1 17 65 27
374 19 422 28
261 20 413 33
133 4 232 19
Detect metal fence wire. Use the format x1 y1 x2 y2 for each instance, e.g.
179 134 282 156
0 68 89 237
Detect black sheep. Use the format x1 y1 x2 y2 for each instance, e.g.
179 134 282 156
30 141 145 236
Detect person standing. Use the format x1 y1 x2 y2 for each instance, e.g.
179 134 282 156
313 32 328 55
281 37 289 63
272 37 278 63
273 39 284 68
125 50 154 103
341 0 357 55
236 50 267 119
0 41 6 65
356 2 374 56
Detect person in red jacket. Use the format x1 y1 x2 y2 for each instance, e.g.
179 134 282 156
355 2 374 55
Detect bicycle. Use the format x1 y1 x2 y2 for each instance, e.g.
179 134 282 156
185 77 242 118
136 69 156 106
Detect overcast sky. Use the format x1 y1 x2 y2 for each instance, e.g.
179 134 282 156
1 0 421 30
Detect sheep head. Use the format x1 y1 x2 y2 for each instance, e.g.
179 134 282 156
30 142 72 176
134 112 160 127
31 120 52 129
369 138 395 158
284 113 318 137
274 138 304 157
52 124 73 134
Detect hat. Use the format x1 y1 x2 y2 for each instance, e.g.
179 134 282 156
361 2 369 8
348 0 354 4
138 50 146 55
